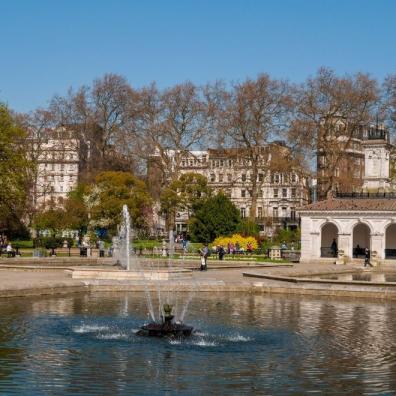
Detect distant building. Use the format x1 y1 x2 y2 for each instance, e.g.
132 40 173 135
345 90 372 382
149 142 310 236
32 129 79 209
317 124 394 200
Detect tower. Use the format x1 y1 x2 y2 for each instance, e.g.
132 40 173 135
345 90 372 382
362 125 391 191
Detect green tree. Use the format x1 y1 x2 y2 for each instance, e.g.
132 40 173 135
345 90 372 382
160 172 211 229
63 184 89 234
0 104 32 236
87 171 152 234
33 208 66 237
237 219 260 237
189 192 241 242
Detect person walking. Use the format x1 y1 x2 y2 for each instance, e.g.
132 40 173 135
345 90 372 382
364 248 373 267
199 244 209 271
98 239 105 258
364 247 373 267
218 245 225 260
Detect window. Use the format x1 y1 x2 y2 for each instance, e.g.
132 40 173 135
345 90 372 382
282 188 287 198
241 189 246 198
228 159 232 166
61 164 65 171
182 160 186 167
242 174 246 182
272 173 280 184
290 208 296 220
258 173 264 182
60 185 63 192
273 188 278 198
227 174 232 182
220 160 224 166
291 188 296 198
282 207 287 217
291 173 297 183
240 208 246 218
273 207 278 218
257 207 263 218
51 164 55 171
210 174 215 182
258 189 263 197
219 174 223 182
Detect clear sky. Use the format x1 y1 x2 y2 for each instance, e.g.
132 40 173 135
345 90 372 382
1 0 396 113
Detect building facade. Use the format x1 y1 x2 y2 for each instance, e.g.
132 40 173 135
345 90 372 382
317 124 393 200
300 193 396 262
151 142 310 236
33 129 80 209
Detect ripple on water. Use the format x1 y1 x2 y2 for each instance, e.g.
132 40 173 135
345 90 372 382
72 324 109 334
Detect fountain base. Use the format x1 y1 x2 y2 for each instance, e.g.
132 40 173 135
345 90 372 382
136 322 194 337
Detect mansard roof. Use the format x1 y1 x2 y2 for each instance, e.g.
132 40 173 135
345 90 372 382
299 194 396 212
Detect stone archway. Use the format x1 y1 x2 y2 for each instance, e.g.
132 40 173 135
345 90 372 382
321 222 338 257
385 224 396 259
352 223 370 258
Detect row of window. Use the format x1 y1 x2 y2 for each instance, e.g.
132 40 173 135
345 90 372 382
209 172 299 184
240 188 298 199
43 163 77 172
239 206 297 219
41 151 78 161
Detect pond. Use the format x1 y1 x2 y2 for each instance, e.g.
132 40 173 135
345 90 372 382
0 292 396 395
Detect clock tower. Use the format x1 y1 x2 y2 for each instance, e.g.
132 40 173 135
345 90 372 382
362 126 391 191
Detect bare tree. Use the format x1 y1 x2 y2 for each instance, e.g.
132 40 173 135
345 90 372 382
289 68 379 199
207 74 293 220
130 81 209 229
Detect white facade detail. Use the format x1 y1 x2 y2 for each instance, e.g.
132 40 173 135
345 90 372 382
300 211 396 262
33 131 79 208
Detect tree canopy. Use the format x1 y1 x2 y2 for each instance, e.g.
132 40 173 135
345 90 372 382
188 192 241 242
0 104 32 235
160 172 212 230
86 171 152 235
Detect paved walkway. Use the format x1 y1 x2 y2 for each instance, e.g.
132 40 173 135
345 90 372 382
0 260 395 299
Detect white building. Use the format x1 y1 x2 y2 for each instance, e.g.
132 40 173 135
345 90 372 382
33 129 79 208
300 125 396 263
300 195 396 262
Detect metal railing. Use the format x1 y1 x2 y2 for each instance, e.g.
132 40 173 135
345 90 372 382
336 192 396 199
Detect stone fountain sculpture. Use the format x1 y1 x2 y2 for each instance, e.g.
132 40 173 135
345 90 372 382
136 303 194 337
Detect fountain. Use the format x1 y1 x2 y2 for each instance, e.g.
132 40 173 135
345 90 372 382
71 205 192 281
136 303 194 337
71 205 195 336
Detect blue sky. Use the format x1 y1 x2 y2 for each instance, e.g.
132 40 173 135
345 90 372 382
1 0 396 112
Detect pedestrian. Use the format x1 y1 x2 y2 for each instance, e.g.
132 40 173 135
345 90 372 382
364 247 373 267
6 243 14 258
199 244 209 271
98 239 105 258
218 245 225 260
331 238 338 258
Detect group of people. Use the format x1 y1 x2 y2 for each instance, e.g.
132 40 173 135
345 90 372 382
225 242 253 255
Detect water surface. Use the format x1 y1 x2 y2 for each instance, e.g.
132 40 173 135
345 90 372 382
0 292 396 395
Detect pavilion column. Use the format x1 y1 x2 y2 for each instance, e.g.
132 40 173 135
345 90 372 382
337 233 352 261
371 233 385 260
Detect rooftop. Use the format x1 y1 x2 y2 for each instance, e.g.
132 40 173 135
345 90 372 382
299 192 396 212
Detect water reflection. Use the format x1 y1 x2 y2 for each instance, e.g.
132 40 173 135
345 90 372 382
0 293 395 394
